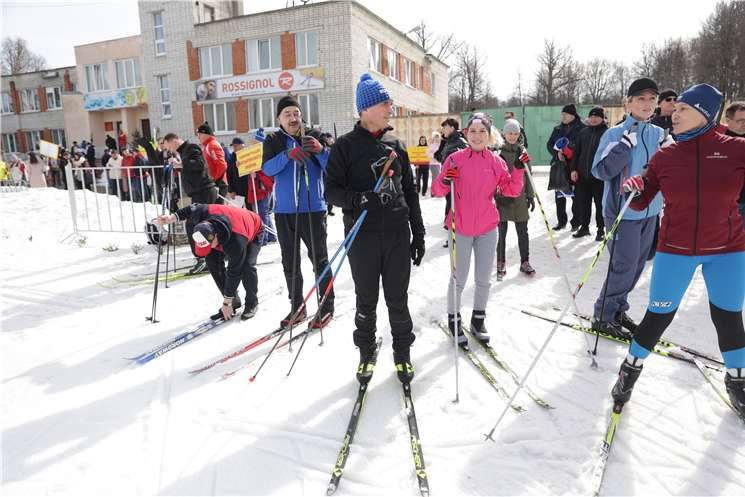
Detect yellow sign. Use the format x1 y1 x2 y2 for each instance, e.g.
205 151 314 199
407 146 429 165
39 140 60 160
237 143 263 176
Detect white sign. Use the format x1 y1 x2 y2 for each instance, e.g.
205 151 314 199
195 68 325 100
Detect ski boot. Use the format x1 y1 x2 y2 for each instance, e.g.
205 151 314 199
611 357 644 405
470 310 490 344
393 350 415 383
448 312 467 346
725 368 745 417
356 340 378 384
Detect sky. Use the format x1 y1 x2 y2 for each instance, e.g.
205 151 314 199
1 0 722 98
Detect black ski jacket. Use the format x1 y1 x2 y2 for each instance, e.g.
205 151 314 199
176 140 215 197
434 130 468 164
325 124 424 236
571 122 609 178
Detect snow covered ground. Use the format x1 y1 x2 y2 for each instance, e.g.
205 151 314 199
2 169 744 496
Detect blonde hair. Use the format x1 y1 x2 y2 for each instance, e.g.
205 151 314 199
488 127 504 148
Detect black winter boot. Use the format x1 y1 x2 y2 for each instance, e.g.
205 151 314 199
725 368 745 417
611 357 644 405
448 313 467 346
470 310 490 344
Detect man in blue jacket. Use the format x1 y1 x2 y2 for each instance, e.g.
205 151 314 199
262 96 333 329
591 77 666 338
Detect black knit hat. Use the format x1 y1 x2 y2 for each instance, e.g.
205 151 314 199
561 103 578 116
658 89 678 104
627 77 659 98
276 95 301 117
196 122 213 135
588 106 605 119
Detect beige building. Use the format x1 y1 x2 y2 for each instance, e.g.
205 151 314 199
67 35 150 153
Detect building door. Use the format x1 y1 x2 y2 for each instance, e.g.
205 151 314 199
141 119 151 141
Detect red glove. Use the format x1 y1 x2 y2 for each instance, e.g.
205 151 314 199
301 136 323 154
519 151 530 163
285 147 310 165
622 174 644 193
442 167 459 185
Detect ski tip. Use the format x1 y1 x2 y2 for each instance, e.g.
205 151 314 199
326 484 336 496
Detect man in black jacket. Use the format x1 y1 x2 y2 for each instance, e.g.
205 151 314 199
570 106 608 241
650 89 677 135
546 103 585 230
725 101 745 228
434 117 468 240
158 203 263 321
325 73 426 384
106 134 117 151
163 132 217 274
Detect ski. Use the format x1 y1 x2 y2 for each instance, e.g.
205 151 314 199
190 318 308 374
553 306 725 365
693 358 745 423
462 326 554 409
522 310 723 372
403 382 430 497
112 271 207 284
437 323 525 411
326 337 383 496
125 286 283 363
590 402 624 497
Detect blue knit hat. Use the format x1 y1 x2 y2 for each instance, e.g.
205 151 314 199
676 84 723 123
356 73 392 114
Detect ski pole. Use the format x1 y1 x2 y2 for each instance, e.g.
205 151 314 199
446 157 460 404
250 154 396 382
146 164 172 323
523 164 598 367
484 189 637 442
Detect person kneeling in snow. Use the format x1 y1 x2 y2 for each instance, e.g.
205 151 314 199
158 203 264 321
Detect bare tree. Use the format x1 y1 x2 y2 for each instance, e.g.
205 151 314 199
529 38 579 105
411 19 462 63
611 61 634 103
2 36 47 75
448 43 495 112
582 58 614 104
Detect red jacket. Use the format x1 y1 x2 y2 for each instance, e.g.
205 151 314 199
246 171 275 204
201 136 228 186
632 128 745 256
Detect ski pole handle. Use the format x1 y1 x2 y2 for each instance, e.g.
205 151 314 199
375 151 397 194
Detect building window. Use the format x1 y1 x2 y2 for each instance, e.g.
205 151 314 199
203 102 235 133
158 75 171 118
249 97 276 130
404 59 414 87
25 131 43 151
407 110 416 116
115 58 142 89
85 63 110 93
246 37 281 73
295 31 317 68
1 92 13 114
297 93 319 126
20 89 40 112
2 133 19 153
154 12 165 55
392 105 401 117
368 39 381 73
388 50 398 80
51 129 67 148
418 65 424 90
204 5 214 22
46 86 62 109
199 44 232 78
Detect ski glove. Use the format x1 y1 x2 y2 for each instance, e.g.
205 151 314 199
442 167 459 185
513 160 526 170
301 136 323 155
623 174 647 202
527 197 535 212
519 151 530 163
659 134 674 148
355 190 380 210
285 147 310 166
411 232 426 266
621 130 638 148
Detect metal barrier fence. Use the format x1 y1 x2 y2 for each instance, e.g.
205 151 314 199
0 179 29 193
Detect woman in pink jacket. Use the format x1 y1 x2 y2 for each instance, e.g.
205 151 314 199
432 113 525 345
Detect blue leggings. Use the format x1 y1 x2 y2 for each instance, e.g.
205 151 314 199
628 251 745 368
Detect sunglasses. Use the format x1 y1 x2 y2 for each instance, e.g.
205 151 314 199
664 97 676 102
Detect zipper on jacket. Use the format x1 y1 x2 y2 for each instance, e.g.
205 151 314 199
693 139 701 255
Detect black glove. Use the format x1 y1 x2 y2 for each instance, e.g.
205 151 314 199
285 147 310 166
355 190 380 210
410 232 426 266
527 197 535 212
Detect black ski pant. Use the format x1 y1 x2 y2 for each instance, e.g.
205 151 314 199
497 221 529 263
555 191 580 228
275 211 334 314
416 166 429 195
186 187 218 258
575 175 605 232
205 228 263 308
347 228 415 355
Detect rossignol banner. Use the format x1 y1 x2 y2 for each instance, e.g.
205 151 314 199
196 68 324 100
